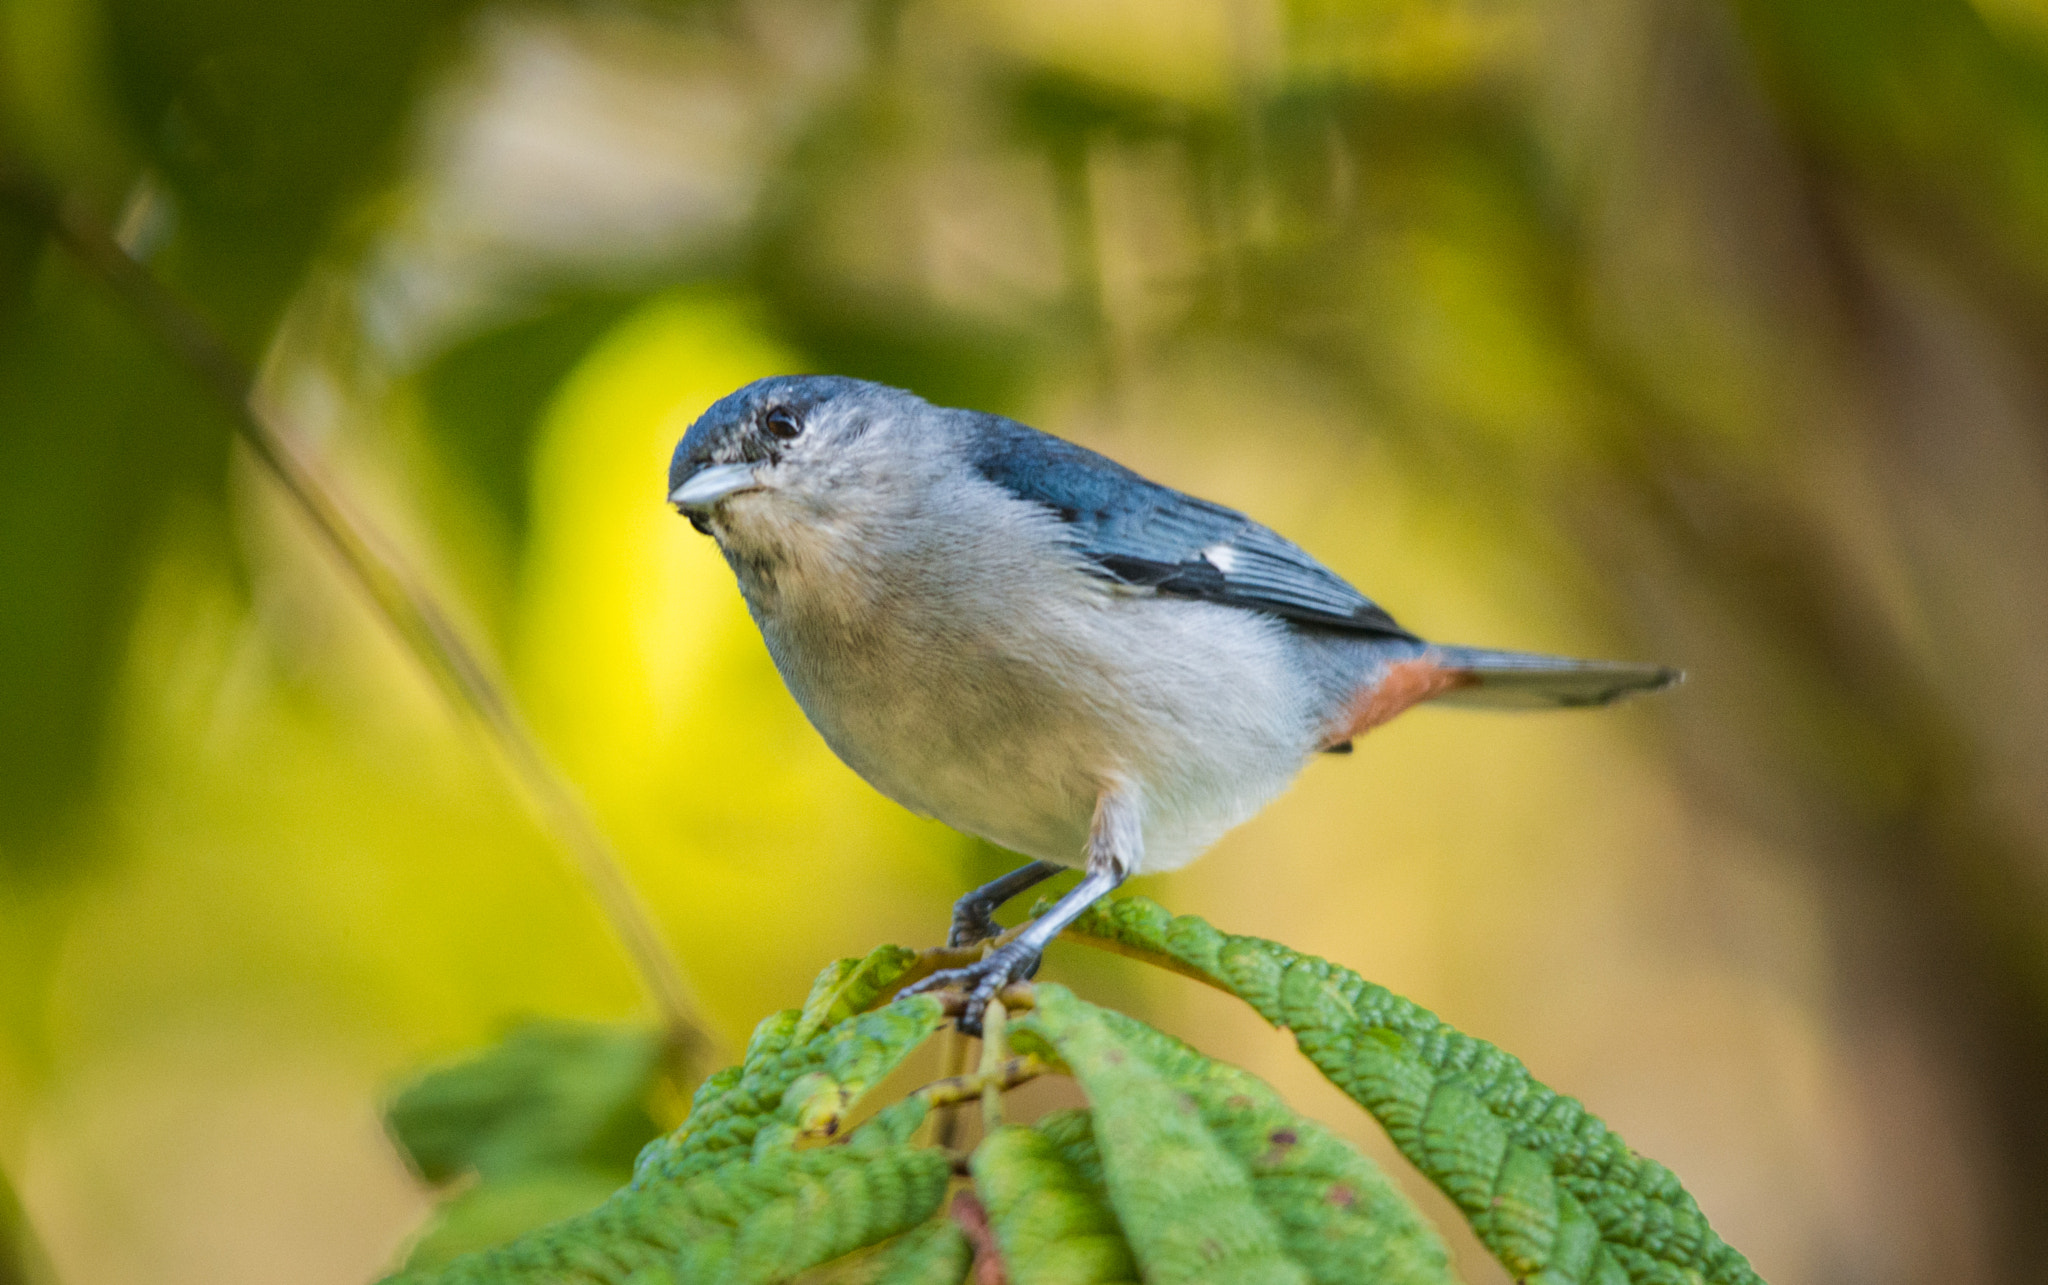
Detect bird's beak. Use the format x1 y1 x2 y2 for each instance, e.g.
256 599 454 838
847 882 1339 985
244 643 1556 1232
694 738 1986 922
670 462 761 511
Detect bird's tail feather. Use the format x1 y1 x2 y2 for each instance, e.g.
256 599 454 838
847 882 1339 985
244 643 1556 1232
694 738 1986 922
1425 644 1681 709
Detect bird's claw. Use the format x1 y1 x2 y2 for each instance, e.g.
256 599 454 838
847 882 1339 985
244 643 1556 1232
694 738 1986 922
905 940 1042 1035
947 908 999 949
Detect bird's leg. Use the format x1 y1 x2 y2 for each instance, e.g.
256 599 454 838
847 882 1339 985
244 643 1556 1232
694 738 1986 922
948 860 1065 947
909 790 1135 1035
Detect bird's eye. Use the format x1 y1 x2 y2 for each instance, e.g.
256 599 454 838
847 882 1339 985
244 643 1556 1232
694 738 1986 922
764 407 804 441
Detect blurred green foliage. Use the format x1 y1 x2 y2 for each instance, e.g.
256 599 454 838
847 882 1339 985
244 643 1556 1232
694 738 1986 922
0 0 484 854
6 0 2048 1279
0 255 230 862
384 1020 668 1268
386 1020 665 1186
418 296 642 542
0 1165 53 1285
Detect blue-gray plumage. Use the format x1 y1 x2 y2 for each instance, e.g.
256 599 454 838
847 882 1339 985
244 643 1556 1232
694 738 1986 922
965 417 1410 635
669 374 1679 1026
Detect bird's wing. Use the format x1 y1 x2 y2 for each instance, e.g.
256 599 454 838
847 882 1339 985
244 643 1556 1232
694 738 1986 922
963 412 1413 637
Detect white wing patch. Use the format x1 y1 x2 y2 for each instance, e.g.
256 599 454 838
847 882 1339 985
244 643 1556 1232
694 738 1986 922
1200 542 1239 574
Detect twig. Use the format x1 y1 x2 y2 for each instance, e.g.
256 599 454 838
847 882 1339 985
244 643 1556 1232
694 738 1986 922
0 170 714 1068
931 1026 972 1151
914 1054 1056 1109
977 998 1008 1130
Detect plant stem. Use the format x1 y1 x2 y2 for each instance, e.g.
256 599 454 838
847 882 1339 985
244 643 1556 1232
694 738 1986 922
977 998 1008 1130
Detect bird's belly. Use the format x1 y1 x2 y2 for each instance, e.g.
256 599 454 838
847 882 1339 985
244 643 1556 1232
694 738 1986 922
759 591 1324 873
773 638 1104 864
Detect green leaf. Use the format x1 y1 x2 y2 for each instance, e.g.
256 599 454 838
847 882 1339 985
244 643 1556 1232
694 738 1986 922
665 1108 951 1285
1030 1108 1111 1194
631 992 946 1187
1016 988 1453 1285
381 923 1765 1285
1063 896 1764 1285
970 1123 1137 1285
789 1216 972 1285
398 1168 637 1272
387 1110 953 1285
794 945 921 1045
385 1020 668 1186
387 956 944 1278
384 967 951 1285
1086 1010 1453 1285
1019 984 1309 1285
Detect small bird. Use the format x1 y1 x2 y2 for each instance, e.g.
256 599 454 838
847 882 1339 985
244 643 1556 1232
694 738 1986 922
669 375 1678 1025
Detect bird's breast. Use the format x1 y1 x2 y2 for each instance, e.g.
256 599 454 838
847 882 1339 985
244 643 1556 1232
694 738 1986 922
723 506 1328 871
748 553 1114 861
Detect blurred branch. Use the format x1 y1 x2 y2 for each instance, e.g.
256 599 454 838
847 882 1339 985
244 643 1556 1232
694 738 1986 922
0 167 713 1071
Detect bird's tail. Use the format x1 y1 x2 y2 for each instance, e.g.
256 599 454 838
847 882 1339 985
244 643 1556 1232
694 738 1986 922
1424 644 1681 709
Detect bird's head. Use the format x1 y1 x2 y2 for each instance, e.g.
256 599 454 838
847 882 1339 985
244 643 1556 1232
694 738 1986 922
668 375 931 546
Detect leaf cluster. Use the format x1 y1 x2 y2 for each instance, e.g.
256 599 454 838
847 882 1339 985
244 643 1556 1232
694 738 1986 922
381 899 1762 1285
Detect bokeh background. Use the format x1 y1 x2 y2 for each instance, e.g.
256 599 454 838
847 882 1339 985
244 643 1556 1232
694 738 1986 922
6 0 2048 1281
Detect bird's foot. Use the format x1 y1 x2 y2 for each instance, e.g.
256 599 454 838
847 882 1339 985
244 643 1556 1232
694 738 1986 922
905 940 1042 1036
947 905 1000 949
